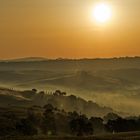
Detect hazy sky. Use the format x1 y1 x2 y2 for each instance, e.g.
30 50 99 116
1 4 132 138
0 0 140 59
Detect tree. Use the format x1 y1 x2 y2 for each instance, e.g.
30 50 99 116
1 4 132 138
32 88 37 93
104 113 120 123
55 112 70 135
53 90 61 96
53 90 66 96
61 92 67 96
0 117 16 136
69 113 93 136
90 117 104 134
16 118 37 136
105 117 140 133
27 108 42 127
41 104 56 135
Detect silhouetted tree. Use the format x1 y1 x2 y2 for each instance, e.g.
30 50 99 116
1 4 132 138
16 118 37 136
105 117 140 133
90 117 104 134
104 113 120 123
55 112 70 135
0 116 17 136
61 92 67 96
41 104 56 135
27 108 42 127
32 88 37 93
69 113 93 136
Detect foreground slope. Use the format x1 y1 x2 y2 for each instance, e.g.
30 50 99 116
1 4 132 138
1 131 140 140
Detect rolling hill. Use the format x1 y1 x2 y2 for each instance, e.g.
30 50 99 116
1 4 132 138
0 57 140 115
0 88 113 117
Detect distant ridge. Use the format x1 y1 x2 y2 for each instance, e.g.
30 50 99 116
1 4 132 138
0 57 48 62
0 56 140 62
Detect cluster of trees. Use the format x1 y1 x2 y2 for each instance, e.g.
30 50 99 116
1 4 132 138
0 104 140 137
106 117 140 133
21 89 67 98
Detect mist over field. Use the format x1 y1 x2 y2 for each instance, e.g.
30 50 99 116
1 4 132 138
0 57 140 116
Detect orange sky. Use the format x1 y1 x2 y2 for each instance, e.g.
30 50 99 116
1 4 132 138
0 0 140 59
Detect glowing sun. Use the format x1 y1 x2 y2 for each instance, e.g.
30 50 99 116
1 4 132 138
93 3 112 23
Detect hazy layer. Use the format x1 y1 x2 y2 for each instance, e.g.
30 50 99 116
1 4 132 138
0 58 140 115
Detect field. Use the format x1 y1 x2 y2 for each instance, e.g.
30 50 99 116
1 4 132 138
0 132 140 140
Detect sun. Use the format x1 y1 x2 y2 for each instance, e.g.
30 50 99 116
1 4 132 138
93 3 112 23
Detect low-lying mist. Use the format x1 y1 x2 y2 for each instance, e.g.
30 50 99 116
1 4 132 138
0 58 140 116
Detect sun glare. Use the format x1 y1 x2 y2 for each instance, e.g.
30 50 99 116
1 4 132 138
93 3 112 23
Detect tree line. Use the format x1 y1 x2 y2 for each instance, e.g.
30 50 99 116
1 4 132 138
0 104 140 137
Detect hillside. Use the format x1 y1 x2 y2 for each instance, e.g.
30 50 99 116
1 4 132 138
0 88 113 117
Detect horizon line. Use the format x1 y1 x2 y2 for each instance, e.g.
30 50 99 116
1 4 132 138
0 56 140 61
